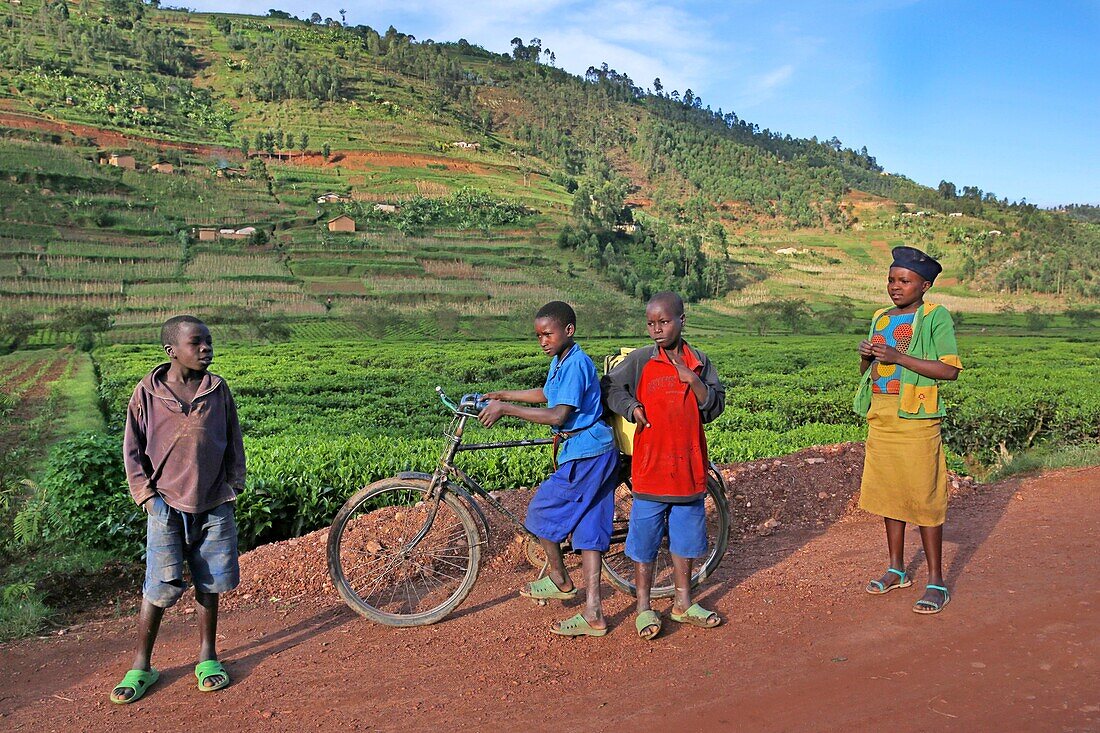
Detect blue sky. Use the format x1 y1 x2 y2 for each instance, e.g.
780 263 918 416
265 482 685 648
180 0 1099 206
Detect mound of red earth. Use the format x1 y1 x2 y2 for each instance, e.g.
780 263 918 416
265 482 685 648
220 443 978 613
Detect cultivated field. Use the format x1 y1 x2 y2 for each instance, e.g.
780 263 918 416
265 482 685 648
88 334 1100 550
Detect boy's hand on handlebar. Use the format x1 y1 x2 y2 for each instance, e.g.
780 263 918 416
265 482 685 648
632 406 650 430
482 391 505 400
477 399 508 427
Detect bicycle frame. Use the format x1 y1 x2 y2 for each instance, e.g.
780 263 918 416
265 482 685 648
416 388 555 545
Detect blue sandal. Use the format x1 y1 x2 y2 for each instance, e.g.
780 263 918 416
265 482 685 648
866 568 912 595
913 584 950 614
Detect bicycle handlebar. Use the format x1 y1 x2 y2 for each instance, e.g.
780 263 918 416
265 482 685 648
436 386 489 416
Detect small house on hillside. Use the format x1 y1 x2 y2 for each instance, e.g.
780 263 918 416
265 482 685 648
218 227 255 240
373 203 398 214
327 215 355 233
316 192 348 204
109 154 136 170
194 226 258 241
948 212 963 217
451 141 481 150
151 162 174 174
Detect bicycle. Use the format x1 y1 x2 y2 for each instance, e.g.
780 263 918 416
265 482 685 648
327 387 730 626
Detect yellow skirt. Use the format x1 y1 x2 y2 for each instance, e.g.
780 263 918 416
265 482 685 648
859 393 948 526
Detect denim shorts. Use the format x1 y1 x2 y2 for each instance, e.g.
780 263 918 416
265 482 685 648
525 450 619 551
625 496 709 562
144 495 240 608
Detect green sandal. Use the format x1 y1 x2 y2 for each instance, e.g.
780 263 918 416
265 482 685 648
913 584 950 615
519 575 578 601
195 659 231 692
550 612 608 637
110 668 159 704
670 603 721 628
635 609 662 640
866 567 912 595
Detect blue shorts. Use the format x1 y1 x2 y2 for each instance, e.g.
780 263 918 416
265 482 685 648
625 496 708 562
144 495 240 608
525 450 619 552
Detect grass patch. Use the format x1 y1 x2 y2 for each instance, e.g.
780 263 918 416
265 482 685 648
51 353 106 438
0 582 51 641
985 442 1100 482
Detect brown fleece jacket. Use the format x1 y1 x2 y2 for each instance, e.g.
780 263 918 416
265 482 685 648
123 363 246 513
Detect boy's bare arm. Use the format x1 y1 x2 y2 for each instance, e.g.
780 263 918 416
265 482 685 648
477 401 573 428
482 388 546 404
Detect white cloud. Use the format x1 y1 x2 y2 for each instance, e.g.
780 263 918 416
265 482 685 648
756 63 794 92
399 0 723 95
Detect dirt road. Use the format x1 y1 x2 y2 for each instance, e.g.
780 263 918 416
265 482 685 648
2 465 1097 732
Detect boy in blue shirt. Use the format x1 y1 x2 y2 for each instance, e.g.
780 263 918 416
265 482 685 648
478 301 619 637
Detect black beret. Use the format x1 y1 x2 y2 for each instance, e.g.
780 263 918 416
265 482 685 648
890 246 942 283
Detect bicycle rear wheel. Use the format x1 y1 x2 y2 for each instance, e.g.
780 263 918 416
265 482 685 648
327 477 481 626
601 465 730 598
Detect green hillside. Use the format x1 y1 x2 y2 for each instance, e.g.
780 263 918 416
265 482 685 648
0 0 1096 348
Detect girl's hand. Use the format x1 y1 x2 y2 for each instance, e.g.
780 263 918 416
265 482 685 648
870 343 902 365
477 399 507 428
632 406 650 430
859 339 874 358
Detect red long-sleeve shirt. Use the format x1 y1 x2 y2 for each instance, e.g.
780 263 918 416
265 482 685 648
603 343 725 502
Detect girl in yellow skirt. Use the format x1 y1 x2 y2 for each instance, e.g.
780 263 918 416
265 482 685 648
856 246 962 614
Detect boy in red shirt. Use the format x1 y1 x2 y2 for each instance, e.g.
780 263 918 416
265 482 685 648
603 292 725 639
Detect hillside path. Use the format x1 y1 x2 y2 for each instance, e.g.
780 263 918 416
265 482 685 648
1 466 1097 732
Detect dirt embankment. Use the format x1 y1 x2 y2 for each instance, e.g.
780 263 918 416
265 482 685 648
0 111 239 159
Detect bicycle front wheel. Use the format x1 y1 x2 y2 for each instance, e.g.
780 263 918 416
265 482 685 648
327 478 481 626
601 466 730 598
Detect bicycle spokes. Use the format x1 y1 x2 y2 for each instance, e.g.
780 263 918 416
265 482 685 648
333 484 480 619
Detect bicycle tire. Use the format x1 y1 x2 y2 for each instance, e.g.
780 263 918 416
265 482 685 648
327 477 482 626
601 466 730 598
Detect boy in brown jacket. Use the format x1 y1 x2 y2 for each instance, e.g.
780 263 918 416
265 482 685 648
110 315 245 703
